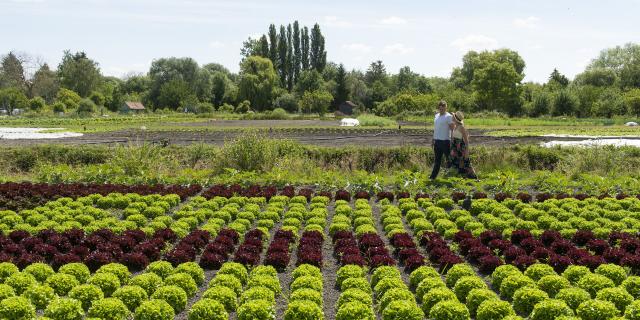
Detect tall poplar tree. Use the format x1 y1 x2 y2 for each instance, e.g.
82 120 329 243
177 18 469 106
301 27 310 71
310 24 326 72
293 21 301 84
268 24 278 64
286 24 294 91
277 25 288 87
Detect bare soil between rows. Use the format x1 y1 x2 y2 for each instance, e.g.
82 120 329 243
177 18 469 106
0 128 589 147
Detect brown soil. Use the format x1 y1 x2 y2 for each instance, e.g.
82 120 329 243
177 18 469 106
0 128 584 147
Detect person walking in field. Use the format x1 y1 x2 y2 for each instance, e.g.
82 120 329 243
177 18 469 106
430 100 455 180
450 111 478 179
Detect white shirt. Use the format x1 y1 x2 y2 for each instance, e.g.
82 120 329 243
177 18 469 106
434 112 453 140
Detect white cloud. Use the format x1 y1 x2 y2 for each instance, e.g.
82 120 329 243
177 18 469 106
382 43 415 55
342 43 372 54
513 16 540 29
379 16 407 25
450 34 498 52
209 41 225 48
324 15 351 27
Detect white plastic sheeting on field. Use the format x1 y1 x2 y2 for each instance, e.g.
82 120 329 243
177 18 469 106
340 118 360 127
0 128 83 139
542 139 640 148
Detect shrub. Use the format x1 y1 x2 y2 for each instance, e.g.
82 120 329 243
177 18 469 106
22 284 56 310
209 274 243 296
537 274 571 297
476 299 515 320
445 264 476 288
577 274 615 298
23 263 55 283
237 299 276 320
188 298 227 320
625 300 640 320
453 276 487 302
240 286 276 305
88 273 121 297
87 298 129 320
499 274 536 300
112 285 148 312
576 299 619 320
595 287 633 312
174 262 205 286
5 272 37 295
290 288 323 307
59 263 91 284
382 300 424 320
337 288 373 310
465 288 498 317
218 262 248 285
336 265 366 287
130 273 163 296
429 300 470 320
562 265 591 285
44 298 84 320
512 287 549 316
145 261 174 279
409 266 439 289
96 263 131 285
69 284 104 311
0 296 36 320
164 273 197 298
530 299 574 320
284 300 324 320
46 273 80 296
150 285 187 313
594 264 627 286
133 299 174 320
203 286 237 312
524 264 556 281
335 302 375 320
422 287 457 315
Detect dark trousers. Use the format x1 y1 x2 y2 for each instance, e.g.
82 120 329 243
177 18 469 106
430 139 451 179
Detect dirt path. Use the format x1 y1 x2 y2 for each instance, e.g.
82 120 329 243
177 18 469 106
0 128 585 147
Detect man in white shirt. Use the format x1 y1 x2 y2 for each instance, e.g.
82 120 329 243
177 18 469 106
430 100 454 180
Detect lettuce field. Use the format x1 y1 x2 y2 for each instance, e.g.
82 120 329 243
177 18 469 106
2 183 640 319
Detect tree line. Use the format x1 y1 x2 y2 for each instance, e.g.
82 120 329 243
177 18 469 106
1 22 639 118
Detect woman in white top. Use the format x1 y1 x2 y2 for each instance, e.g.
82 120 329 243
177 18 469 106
450 111 477 179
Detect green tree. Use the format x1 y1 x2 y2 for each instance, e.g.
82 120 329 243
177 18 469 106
240 37 260 59
625 89 640 117
277 25 288 87
592 88 626 118
528 92 551 117
286 24 294 91
0 52 26 92
237 56 278 111
365 60 387 85
268 24 278 65
300 90 332 115
309 24 326 72
258 35 270 58
89 91 105 106
552 89 578 116
158 79 191 109
294 70 324 97
301 26 310 71
575 68 617 87
29 96 46 111
547 68 569 90
292 21 301 83
148 57 199 109
589 43 640 88
0 88 28 115
471 59 524 116
334 64 349 107
57 51 102 97
31 63 59 103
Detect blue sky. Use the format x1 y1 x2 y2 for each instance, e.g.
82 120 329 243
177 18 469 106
1 0 639 83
